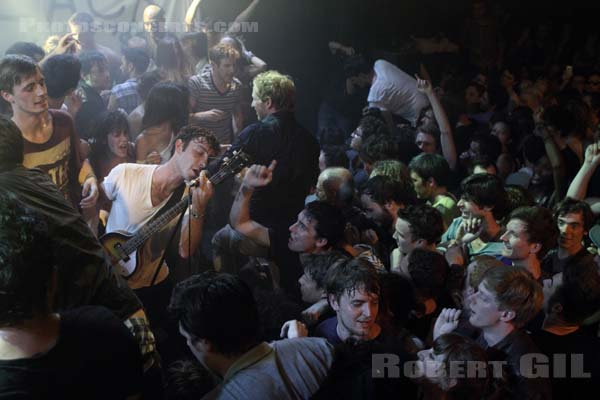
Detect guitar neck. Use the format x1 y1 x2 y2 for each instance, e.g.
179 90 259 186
123 196 190 254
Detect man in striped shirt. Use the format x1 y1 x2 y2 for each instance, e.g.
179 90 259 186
189 43 244 145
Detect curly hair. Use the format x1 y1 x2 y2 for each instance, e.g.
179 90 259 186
208 42 240 66
359 115 389 139
359 134 398 165
0 194 54 327
370 159 410 185
252 70 296 111
175 125 219 152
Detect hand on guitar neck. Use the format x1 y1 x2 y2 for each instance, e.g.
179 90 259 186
190 170 213 216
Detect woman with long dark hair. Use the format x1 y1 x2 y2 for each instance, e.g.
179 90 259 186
88 110 135 182
88 110 135 233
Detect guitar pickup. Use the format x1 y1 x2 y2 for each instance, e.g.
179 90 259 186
114 243 130 262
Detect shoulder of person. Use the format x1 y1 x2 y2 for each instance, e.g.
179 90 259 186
271 337 334 361
49 108 74 125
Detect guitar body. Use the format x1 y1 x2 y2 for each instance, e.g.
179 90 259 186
100 230 139 278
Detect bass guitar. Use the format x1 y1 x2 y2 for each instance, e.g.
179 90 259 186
100 150 251 278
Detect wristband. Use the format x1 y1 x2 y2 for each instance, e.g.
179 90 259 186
191 209 204 220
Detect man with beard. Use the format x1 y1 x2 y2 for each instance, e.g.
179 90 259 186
360 175 417 268
392 204 445 274
189 43 243 145
542 198 597 276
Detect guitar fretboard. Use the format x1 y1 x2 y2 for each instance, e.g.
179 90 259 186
121 162 241 255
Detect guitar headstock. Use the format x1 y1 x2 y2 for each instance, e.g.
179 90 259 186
210 150 252 185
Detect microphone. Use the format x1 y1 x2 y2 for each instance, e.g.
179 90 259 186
187 170 212 188
187 177 201 188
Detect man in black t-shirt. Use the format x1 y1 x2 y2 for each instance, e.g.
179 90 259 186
542 198 596 276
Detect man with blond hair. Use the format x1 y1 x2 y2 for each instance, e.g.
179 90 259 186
219 70 319 232
213 71 320 293
434 266 551 399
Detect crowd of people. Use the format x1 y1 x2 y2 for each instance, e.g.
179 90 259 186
1 1 600 399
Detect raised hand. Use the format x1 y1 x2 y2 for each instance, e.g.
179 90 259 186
415 74 433 96
242 160 276 189
54 33 79 55
433 308 462 340
584 142 600 167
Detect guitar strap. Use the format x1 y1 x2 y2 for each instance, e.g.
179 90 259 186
150 183 187 224
148 183 186 287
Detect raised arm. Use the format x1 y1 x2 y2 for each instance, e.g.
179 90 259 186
415 74 457 169
227 0 261 35
230 161 276 246
184 0 203 31
238 38 267 79
567 141 600 200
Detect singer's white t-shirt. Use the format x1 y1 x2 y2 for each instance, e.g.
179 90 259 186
102 163 187 287
103 163 169 235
